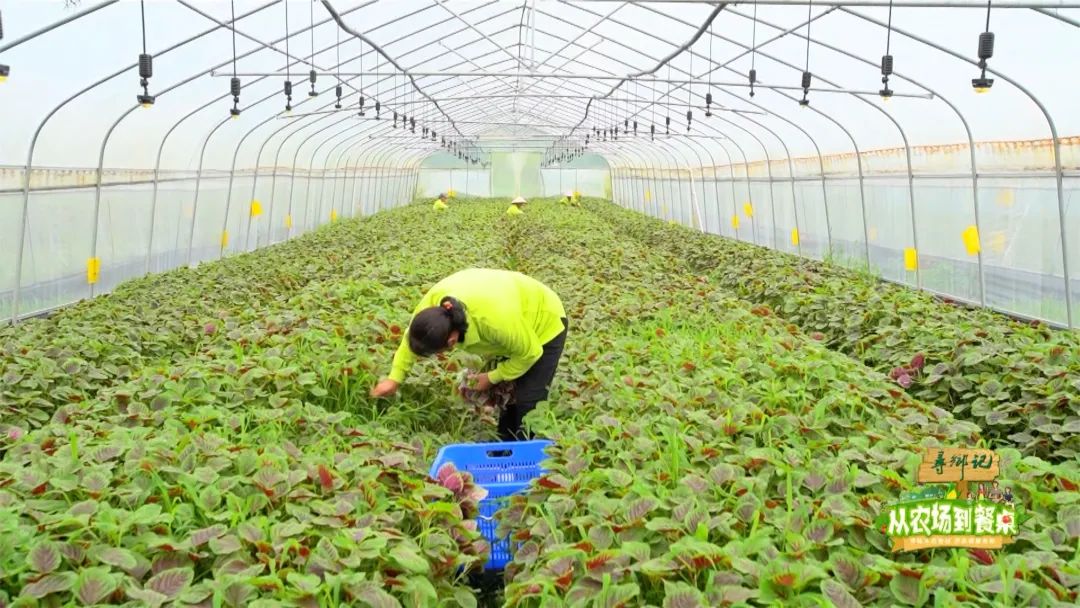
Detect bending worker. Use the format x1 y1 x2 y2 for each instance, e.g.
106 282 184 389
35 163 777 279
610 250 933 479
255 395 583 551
432 193 449 211
506 196 527 215
371 268 568 441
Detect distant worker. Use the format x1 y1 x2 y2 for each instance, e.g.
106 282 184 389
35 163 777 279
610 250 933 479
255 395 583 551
506 196 527 215
559 192 571 205
370 268 569 441
432 193 449 211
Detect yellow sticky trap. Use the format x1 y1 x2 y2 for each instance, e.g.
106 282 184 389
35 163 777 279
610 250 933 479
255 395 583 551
330 209 339 222
904 248 919 271
996 189 1015 208
250 200 263 217
990 230 1007 253
791 228 800 246
448 189 456 199
284 214 293 229
644 190 652 202
731 214 740 230
869 226 878 242
743 202 754 218
220 231 229 248
961 225 981 255
86 258 101 285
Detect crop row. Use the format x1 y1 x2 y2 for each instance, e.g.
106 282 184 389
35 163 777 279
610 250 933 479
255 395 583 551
491 201 1078 607
0 202 523 606
1 198 1076 607
586 202 1080 463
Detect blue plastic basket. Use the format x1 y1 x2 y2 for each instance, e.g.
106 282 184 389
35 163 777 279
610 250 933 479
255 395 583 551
429 440 552 570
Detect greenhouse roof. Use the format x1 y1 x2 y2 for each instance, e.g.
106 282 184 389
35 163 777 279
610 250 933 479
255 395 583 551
1 1 1079 328
3 0 1080 170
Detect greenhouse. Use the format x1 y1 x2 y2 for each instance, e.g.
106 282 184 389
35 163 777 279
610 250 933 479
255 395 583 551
1 0 1078 605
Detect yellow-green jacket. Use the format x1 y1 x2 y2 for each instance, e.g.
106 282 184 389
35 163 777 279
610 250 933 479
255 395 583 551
389 269 566 385
506 205 524 215
433 200 448 210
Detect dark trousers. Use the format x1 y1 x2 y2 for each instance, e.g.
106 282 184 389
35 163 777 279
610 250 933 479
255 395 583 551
497 318 568 441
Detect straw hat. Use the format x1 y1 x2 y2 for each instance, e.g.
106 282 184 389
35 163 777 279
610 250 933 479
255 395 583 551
512 196 527 205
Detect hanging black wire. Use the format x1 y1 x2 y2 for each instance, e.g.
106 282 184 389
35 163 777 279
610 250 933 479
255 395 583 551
358 43 366 116
334 25 342 109
229 0 241 117
799 0 813 106
284 0 292 112
705 20 713 114
749 0 758 97
972 0 995 92
308 0 317 97
666 64 672 135
686 42 693 131
880 0 895 99
137 0 154 106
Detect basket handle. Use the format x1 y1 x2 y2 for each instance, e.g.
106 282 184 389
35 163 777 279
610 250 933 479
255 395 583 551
485 448 513 458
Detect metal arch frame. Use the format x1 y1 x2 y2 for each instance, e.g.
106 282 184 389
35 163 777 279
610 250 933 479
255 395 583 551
442 15 764 233
583 2 870 265
625 2 924 285
8 0 284 322
236 1 520 247
186 117 232 266
536 1 829 245
88 0 387 296
730 5 987 299
840 6 1074 326
8 1 794 313
5 1 1076 328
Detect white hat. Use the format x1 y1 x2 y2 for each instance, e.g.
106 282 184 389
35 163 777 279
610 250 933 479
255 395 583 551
512 196 527 204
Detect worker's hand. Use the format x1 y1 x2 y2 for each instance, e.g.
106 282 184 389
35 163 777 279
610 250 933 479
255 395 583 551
371 379 400 398
469 373 493 392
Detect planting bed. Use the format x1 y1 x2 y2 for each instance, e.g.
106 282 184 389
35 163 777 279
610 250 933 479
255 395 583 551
0 198 1077 607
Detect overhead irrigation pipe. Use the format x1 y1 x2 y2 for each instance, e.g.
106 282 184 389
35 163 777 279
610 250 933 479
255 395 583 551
0 0 118 53
572 0 1080 6
319 0 466 139
592 0 878 271
8 0 283 324
842 6 1074 327
640 1 926 287
240 1 518 246
567 2 726 138
221 70 929 98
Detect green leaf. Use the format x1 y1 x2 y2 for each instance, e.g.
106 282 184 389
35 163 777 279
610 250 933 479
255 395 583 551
21 572 76 599
145 567 193 599
126 585 169 608
286 572 322 594
598 582 640 608
91 546 138 570
889 573 927 607
821 579 862 608
209 534 243 555
188 524 227 547
354 582 402 608
75 567 117 605
662 580 706 608
389 543 430 574
453 588 478 608
28 541 62 573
